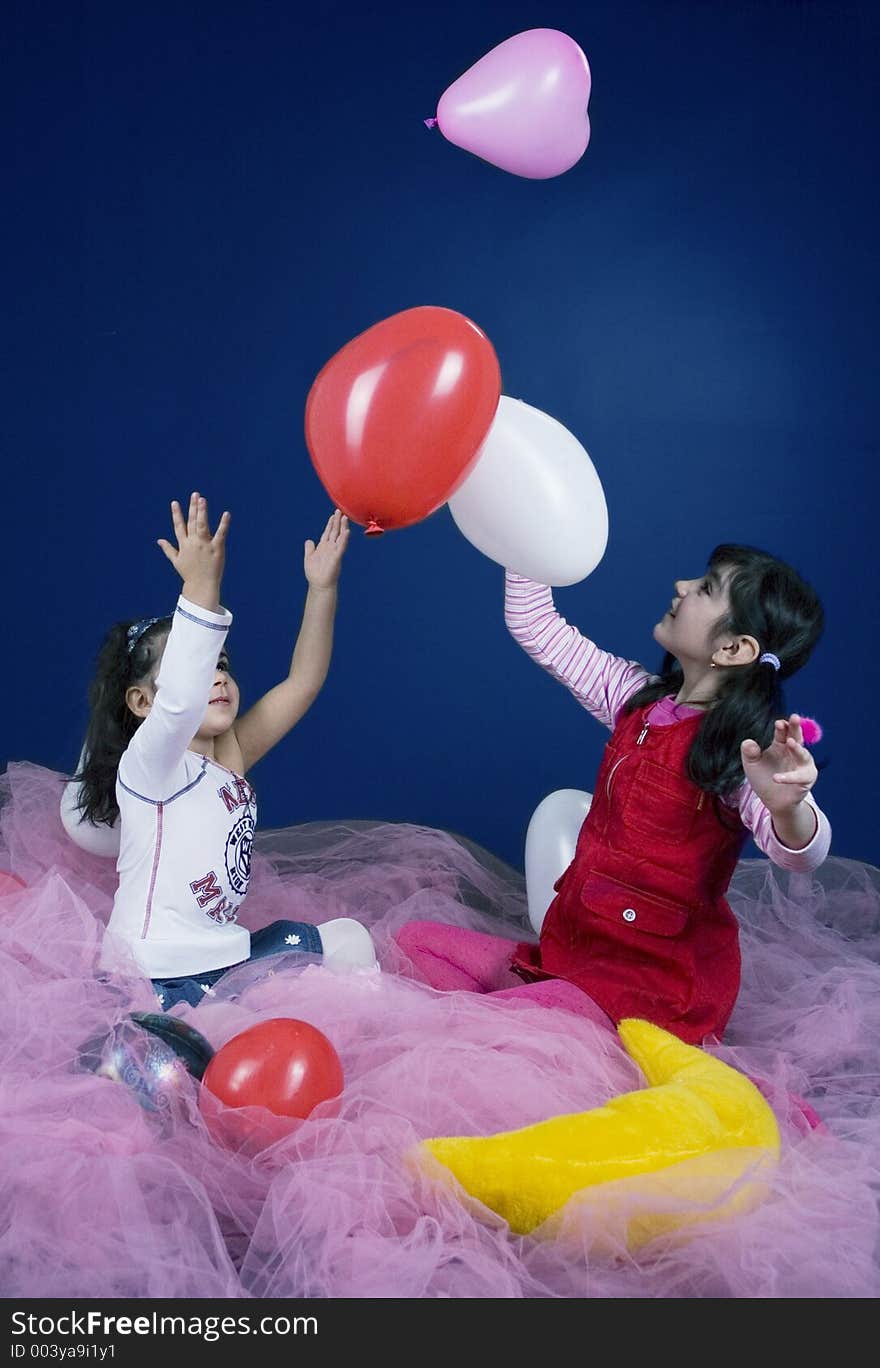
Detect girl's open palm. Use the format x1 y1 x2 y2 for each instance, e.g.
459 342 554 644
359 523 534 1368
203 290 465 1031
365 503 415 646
157 492 230 588
740 713 818 814
304 509 350 588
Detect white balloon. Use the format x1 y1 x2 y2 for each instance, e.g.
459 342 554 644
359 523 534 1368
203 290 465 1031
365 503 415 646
524 788 592 934
60 749 121 859
447 395 608 587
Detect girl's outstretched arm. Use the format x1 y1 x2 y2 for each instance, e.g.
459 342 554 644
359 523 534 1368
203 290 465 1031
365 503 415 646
504 571 651 730
232 509 350 773
124 493 233 799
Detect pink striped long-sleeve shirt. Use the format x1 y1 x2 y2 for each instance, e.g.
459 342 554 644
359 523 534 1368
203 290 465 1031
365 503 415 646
504 572 830 872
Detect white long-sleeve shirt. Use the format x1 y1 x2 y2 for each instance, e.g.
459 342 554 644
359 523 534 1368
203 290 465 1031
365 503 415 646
504 572 831 872
101 595 254 979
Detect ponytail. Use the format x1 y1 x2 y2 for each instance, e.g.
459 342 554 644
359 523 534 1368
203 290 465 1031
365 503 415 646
73 619 170 825
624 544 824 796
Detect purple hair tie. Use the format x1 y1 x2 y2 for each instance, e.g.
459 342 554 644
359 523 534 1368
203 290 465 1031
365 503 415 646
758 652 781 671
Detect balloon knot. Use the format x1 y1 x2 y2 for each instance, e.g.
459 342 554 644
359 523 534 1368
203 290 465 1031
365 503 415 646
365 519 385 537
423 117 438 130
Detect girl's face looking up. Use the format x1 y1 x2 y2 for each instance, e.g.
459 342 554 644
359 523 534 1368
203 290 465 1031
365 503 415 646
195 650 240 740
653 565 733 668
125 642 240 742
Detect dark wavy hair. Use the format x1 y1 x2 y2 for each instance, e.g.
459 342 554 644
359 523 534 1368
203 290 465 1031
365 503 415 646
72 618 172 826
622 544 824 796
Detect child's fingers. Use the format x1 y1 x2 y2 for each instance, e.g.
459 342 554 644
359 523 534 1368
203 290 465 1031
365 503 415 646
788 713 804 745
773 748 817 783
304 539 316 558
741 739 762 760
156 539 178 564
772 769 814 785
170 500 186 543
782 740 815 778
187 491 200 536
195 495 209 537
211 510 231 546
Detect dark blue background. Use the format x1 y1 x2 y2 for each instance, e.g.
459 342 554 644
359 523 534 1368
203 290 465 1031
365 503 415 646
5 1 878 869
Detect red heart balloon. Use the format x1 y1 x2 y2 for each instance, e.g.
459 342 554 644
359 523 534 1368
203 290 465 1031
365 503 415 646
201 1017 344 1123
305 305 501 535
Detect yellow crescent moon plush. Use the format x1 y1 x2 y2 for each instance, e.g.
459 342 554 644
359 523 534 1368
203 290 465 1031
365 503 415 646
417 1018 780 1249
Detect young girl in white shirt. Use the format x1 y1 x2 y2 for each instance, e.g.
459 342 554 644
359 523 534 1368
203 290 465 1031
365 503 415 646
66 491 377 1009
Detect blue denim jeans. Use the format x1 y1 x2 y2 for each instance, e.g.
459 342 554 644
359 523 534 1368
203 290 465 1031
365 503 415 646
151 919 323 1010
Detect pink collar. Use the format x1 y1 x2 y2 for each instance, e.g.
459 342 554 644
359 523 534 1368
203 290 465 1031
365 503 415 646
648 694 705 726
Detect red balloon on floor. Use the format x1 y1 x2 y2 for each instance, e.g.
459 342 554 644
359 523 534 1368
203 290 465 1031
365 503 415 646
304 305 501 536
201 1017 344 1122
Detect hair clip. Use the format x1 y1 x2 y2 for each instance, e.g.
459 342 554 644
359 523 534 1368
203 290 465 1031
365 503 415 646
126 616 166 654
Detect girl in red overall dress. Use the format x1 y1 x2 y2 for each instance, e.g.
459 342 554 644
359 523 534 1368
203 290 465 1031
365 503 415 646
395 544 830 1048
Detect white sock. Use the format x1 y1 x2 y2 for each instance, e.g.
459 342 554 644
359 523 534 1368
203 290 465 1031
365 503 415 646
317 918 379 973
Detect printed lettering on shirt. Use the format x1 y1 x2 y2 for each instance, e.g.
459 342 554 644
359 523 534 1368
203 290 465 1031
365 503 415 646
218 776 255 813
190 870 223 907
205 895 239 925
226 812 254 896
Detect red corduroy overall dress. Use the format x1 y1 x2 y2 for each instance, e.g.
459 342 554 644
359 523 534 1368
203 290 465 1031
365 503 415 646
510 702 749 1044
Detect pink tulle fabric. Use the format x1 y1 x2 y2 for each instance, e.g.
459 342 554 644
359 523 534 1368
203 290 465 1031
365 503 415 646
1 760 878 1298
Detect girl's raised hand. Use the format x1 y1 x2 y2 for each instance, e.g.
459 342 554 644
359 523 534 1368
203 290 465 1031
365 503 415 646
740 713 818 814
304 509 350 589
157 492 231 591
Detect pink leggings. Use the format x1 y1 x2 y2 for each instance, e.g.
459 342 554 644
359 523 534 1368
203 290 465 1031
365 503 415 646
394 920 614 1029
393 920 824 1134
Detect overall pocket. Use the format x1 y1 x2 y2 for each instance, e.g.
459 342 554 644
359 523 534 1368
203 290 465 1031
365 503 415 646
577 871 694 1012
579 870 690 938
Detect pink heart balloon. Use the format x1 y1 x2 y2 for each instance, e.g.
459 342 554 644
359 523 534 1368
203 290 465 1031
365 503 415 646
431 29 591 180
